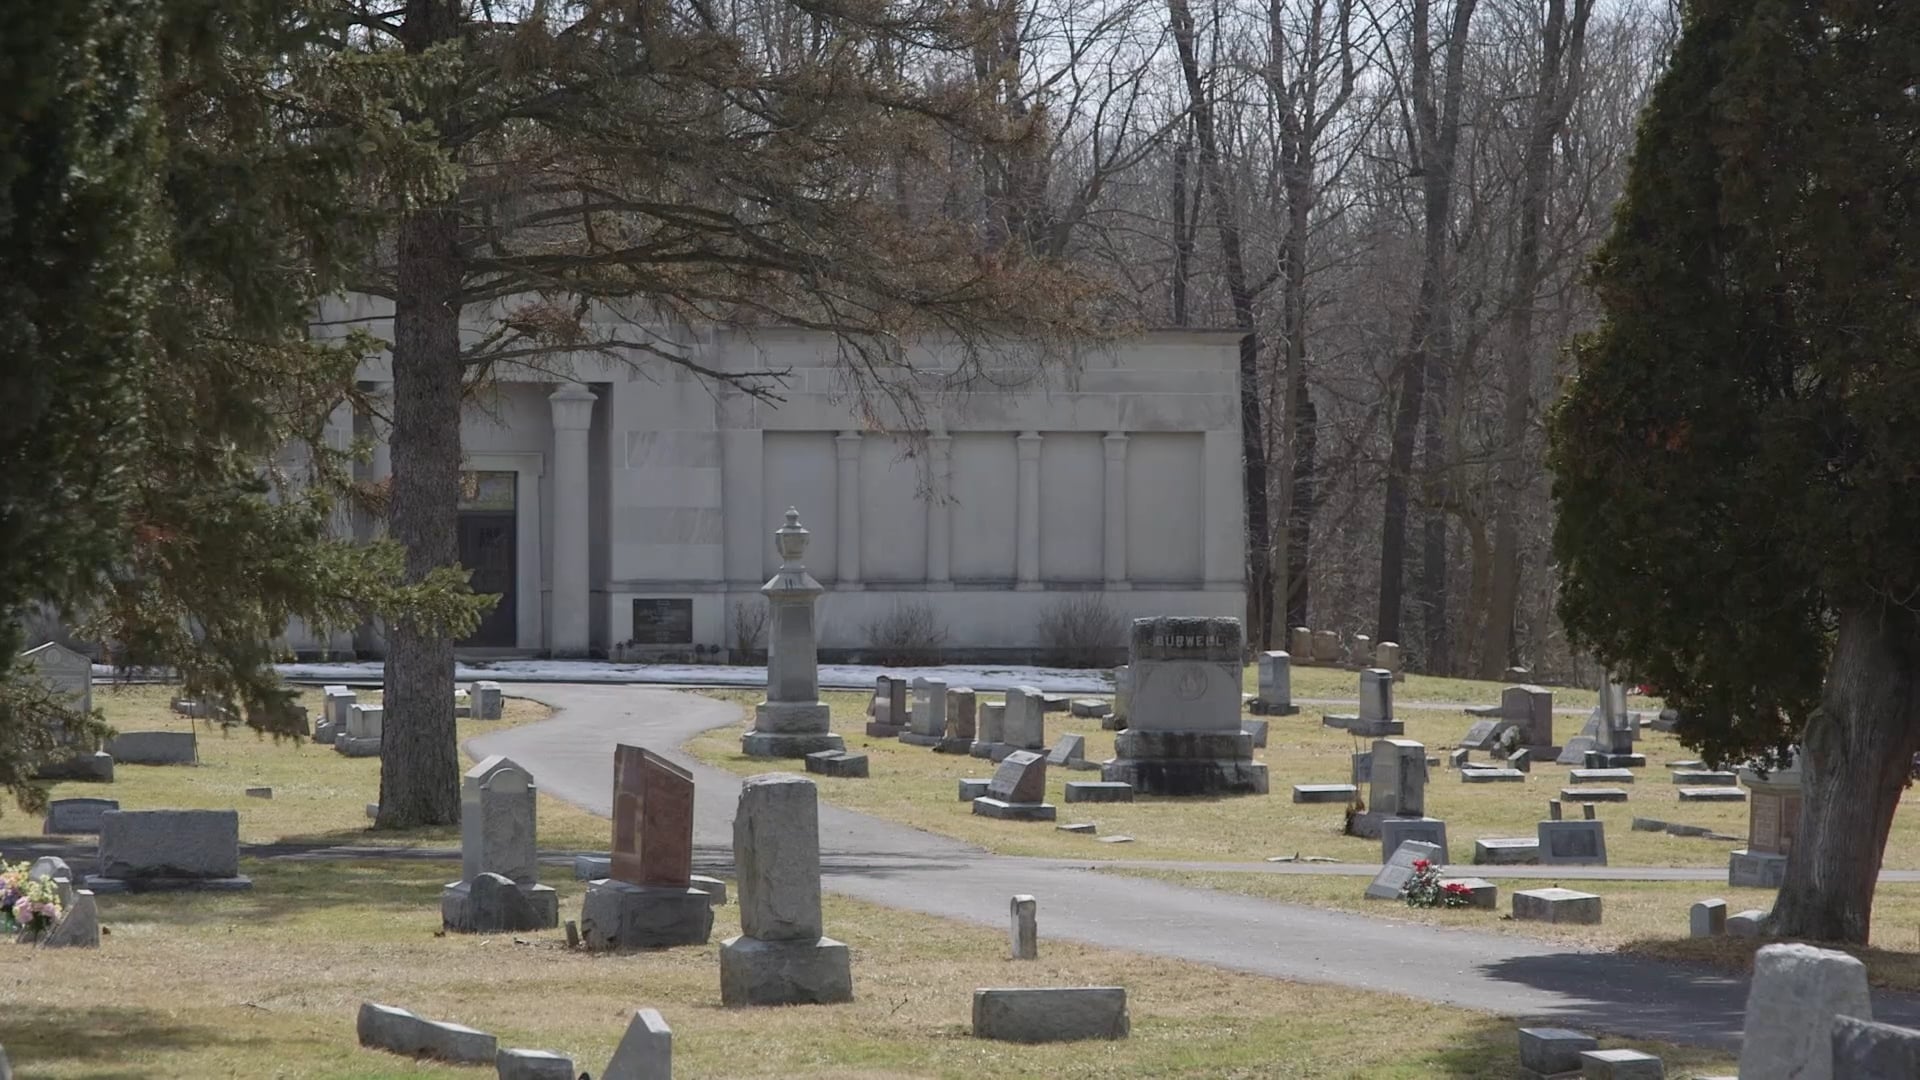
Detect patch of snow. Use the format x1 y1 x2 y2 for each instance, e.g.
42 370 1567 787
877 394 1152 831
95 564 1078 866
258 660 1114 694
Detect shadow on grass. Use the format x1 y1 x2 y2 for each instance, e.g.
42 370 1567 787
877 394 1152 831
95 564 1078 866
2 1004 280 1079
104 859 462 930
1621 932 1920 999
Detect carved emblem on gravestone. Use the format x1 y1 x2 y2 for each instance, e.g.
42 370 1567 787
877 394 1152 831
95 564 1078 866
1174 665 1207 701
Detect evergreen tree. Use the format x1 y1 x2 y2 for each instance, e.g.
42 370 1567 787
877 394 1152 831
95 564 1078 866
1549 0 1920 943
0 0 477 813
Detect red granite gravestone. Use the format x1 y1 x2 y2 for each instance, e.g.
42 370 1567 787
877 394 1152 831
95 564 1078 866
611 745 695 888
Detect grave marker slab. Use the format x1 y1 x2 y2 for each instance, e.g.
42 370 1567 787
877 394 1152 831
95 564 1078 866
804 750 869 778
1064 781 1133 803
1691 899 1727 938
1366 840 1442 900
1740 943 1872 1080
107 731 197 766
1293 784 1357 804
1512 887 1601 925
744 510 844 758
1830 1015 1920 1080
971 701 1006 758
603 1008 673 1080
1378 817 1448 864
42 797 117 835
1008 894 1037 959
91 809 248 891
720 773 853 1006
972 988 1129 1043
1519 1028 1599 1075
1473 838 1539 865
1251 651 1299 715
1538 820 1608 866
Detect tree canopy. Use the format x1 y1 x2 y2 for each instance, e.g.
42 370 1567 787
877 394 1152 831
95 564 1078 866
1549 0 1920 941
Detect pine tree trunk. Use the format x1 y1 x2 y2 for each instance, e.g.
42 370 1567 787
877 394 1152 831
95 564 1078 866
377 205 464 829
1770 604 1920 944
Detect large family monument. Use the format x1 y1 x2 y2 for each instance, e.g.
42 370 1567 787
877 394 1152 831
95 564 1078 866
743 509 844 759
1102 616 1266 796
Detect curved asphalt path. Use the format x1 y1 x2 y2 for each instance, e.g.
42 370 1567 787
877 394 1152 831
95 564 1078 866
469 684 1920 1051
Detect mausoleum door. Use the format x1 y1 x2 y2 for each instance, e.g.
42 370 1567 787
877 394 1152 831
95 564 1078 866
457 470 519 647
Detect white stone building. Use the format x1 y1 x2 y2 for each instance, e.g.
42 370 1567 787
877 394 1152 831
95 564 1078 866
303 298 1246 660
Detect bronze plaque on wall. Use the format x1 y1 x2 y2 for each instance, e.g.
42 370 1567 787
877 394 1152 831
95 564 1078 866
630 598 693 645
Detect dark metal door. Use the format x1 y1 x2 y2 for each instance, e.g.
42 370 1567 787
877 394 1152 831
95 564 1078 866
458 512 517 646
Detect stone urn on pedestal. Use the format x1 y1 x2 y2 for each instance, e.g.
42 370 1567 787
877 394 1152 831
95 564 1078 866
743 509 845 758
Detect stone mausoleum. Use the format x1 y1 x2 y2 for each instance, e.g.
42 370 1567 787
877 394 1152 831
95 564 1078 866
292 297 1246 659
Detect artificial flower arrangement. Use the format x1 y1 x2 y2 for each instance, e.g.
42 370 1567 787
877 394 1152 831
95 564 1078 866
1403 858 1473 909
0 857 65 938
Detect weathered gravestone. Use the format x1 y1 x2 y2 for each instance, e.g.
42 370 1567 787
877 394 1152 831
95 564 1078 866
1324 669 1404 736
1351 738 1438 844
719 774 853 1006
498 1048 575 1080
1310 629 1341 664
334 704 384 757
805 749 869 778
602 1008 673 1080
106 731 197 766
1008 894 1037 960
24 642 111 781
1732 756 1801 888
1511 887 1601 925
580 745 711 949
1109 665 1132 730
1740 943 1872 1080
1250 651 1298 715
865 676 906 737
1459 720 1513 752
970 700 1006 759
89 809 250 892
442 756 559 932
972 988 1129 1043
42 797 118 836
470 680 504 720
1691 899 1727 938
1380 816 1449 864
1537 820 1608 866
357 1002 498 1065
997 686 1046 760
1374 640 1404 681
901 676 948 746
1047 733 1092 771
938 688 977 753
1103 616 1265 796
1830 1015 1920 1080
1365 839 1442 900
743 510 844 758
973 750 1055 821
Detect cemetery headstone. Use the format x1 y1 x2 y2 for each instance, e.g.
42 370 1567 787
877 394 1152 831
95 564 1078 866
1374 640 1404 680
1733 756 1802 888
89 809 250 892
1310 629 1341 664
470 680 504 720
23 642 111 781
1511 887 1602 925
334 704 384 757
865 676 905 737
938 688 977 752
1691 899 1727 938
805 749 869 778
1008 894 1037 960
1104 616 1265 796
1069 698 1110 719
973 750 1056 821
497 1048 575 1080
972 988 1129 1043
42 797 118 836
720 774 854 1006
1366 839 1442 900
1324 669 1403 736
106 731 197 766
442 756 559 932
744 509 844 758
602 1008 673 1080
997 686 1046 759
1519 1028 1600 1076
1537 820 1608 866
971 701 1006 758
39 889 100 949
1046 733 1090 770
1251 651 1299 715
901 676 948 745
1110 665 1132 730
1350 634 1373 668
1379 816 1449 864
1739 943 1872 1080
1242 716 1269 749
581 745 711 949
1830 1015 1920 1080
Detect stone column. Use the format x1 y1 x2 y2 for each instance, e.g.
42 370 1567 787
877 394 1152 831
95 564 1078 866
1102 432 1129 589
1015 431 1043 591
548 383 597 656
1202 428 1242 588
834 431 863 590
926 434 952 590
744 509 845 758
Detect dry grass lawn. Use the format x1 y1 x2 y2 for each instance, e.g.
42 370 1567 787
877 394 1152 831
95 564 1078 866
685 686 1920 868
1112 869 1920 994
6 684 615 851
0 859 1739 1079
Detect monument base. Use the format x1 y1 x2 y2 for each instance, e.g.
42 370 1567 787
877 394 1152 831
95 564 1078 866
34 753 115 782
863 722 906 738
1585 752 1647 769
932 737 973 754
741 731 845 758
970 797 1057 821
898 732 944 747
578 879 714 950
1101 758 1267 796
719 934 854 1006
1101 715 1127 731
754 700 832 732
1248 701 1300 716
334 736 382 758
440 875 559 933
968 742 994 759
1729 849 1789 889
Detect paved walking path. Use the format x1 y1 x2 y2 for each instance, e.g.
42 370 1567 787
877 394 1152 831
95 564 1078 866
460 684 1920 1052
